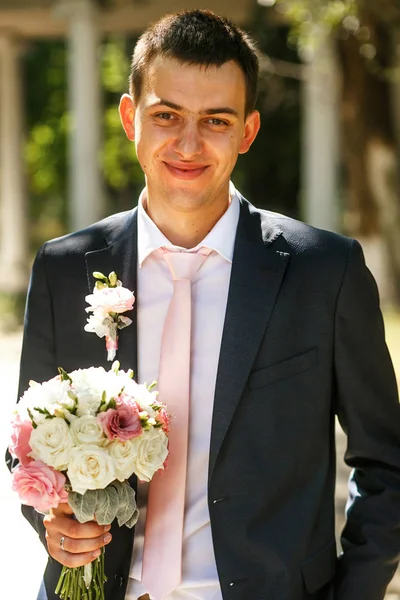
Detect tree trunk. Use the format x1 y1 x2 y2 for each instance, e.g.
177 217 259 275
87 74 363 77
338 13 400 305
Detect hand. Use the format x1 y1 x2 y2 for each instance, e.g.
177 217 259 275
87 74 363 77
44 503 112 568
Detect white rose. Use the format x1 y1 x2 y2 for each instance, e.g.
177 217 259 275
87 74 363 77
129 429 168 482
70 416 106 446
108 439 137 481
67 445 116 494
29 417 73 470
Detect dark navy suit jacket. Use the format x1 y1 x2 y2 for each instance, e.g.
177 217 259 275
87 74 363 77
9 196 400 600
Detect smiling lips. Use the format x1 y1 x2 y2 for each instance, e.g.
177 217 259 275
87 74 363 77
163 161 209 180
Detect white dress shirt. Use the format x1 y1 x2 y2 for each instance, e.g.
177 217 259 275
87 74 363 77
126 183 240 600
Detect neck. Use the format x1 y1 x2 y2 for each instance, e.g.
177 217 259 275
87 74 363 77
144 191 230 249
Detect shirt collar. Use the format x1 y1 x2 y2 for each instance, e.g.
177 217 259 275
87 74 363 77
137 182 240 267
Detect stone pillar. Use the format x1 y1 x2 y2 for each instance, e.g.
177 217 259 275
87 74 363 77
56 0 104 231
301 33 340 232
0 34 28 293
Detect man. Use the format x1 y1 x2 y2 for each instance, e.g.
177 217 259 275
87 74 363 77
10 9 400 600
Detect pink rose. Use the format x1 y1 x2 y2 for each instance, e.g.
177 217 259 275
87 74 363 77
85 286 135 315
9 414 34 466
98 400 142 441
12 461 69 513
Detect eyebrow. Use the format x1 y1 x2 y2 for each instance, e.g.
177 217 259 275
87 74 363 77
148 99 239 118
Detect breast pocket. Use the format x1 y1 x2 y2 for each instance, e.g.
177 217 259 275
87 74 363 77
248 347 318 390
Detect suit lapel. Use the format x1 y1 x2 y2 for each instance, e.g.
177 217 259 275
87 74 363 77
85 209 138 375
208 201 290 482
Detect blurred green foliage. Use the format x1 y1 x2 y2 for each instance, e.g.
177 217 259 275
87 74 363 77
24 42 68 246
269 0 400 72
23 35 145 249
101 37 144 198
272 0 357 57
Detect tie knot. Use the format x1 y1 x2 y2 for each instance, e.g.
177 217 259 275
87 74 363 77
160 248 209 281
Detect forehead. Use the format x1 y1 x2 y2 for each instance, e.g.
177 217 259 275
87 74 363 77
140 56 246 114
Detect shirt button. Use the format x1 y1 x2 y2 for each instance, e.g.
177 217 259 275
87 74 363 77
114 573 124 588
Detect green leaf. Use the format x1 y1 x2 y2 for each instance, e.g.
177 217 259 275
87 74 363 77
125 507 140 529
83 563 92 589
58 367 72 383
69 489 98 523
113 480 139 527
33 406 52 416
27 408 37 429
94 485 119 525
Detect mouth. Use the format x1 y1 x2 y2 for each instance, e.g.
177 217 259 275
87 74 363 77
162 161 209 180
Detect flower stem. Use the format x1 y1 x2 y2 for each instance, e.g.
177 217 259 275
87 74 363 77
55 550 106 600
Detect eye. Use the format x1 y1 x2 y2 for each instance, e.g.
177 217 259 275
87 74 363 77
155 112 176 121
206 118 229 127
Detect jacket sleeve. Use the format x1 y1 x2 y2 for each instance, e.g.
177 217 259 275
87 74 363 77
5 242 58 552
333 239 400 599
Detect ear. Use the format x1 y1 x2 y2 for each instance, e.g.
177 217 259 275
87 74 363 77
239 110 260 154
119 94 136 141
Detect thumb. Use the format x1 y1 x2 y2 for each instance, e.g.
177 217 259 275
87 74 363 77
52 502 74 517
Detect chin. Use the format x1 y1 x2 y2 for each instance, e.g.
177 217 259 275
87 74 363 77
168 193 210 212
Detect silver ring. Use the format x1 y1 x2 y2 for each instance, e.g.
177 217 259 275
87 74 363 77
60 536 66 552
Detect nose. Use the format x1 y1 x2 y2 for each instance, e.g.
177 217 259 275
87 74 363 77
174 121 203 159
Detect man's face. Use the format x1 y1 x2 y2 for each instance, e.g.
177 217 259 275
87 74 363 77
120 56 260 214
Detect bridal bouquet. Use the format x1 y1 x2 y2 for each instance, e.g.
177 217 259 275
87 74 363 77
8 361 169 600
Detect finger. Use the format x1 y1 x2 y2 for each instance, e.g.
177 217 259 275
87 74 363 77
51 502 74 516
47 532 112 558
46 533 112 568
50 546 103 569
44 513 111 540
57 532 112 555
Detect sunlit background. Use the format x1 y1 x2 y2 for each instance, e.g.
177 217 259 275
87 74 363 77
0 1 399 598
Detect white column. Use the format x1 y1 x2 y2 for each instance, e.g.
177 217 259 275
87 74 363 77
56 0 104 231
301 33 340 232
0 34 28 293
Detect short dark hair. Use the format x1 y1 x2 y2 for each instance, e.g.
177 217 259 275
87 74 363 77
129 9 259 116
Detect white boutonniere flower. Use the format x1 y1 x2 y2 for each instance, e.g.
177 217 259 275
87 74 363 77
85 271 135 361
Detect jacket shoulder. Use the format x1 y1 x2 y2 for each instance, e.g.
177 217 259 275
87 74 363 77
38 210 135 259
259 208 354 258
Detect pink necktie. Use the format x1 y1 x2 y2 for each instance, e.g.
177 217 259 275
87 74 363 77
141 248 209 600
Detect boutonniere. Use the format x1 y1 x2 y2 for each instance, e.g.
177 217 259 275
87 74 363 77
85 271 135 361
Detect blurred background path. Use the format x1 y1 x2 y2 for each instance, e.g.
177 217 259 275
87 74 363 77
1 317 400 599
